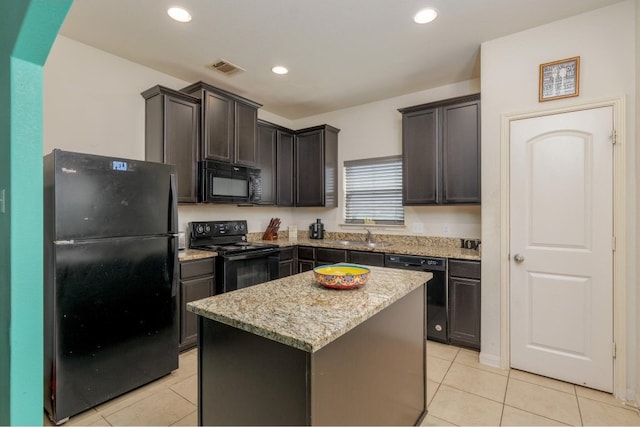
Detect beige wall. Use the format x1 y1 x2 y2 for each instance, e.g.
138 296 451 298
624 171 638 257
481 0 637 400
44 36 190 159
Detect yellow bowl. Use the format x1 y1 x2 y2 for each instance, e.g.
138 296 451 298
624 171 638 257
313 264 371 290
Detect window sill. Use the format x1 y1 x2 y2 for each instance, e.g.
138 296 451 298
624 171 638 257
339 223 406 229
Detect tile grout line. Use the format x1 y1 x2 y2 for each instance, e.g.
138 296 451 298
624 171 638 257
572 384 585 426
429 348 472 426
498 365 511 426
505 373 582 426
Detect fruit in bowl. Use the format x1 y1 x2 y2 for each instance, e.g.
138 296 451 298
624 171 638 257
313 264 371 290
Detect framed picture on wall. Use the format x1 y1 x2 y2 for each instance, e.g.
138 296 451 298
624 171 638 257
538 56 580 102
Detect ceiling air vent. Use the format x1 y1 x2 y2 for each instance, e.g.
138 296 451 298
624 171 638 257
209 59 245 76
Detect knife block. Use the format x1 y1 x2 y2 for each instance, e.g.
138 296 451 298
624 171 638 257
262 230 278 241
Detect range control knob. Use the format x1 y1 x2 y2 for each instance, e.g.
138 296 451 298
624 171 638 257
233 224 239 231
204 225 211 233
196 224 204 234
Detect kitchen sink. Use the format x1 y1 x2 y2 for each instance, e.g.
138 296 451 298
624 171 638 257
329 240 395 249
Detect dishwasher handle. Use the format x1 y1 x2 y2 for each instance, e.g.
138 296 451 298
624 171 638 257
385 254 446 271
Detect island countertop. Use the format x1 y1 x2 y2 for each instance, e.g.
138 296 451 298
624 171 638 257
187 266 432 353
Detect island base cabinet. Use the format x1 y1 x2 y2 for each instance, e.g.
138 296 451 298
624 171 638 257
199 319 308 426
197 285 427 426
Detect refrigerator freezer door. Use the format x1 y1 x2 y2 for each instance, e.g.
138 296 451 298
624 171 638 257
46 150 177 240
44 235 178 423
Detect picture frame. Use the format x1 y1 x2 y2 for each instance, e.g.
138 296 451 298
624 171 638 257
538 56 580 102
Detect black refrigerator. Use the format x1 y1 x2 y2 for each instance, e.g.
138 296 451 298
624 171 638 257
43 149 179 424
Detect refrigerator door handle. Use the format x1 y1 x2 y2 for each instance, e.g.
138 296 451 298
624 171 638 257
169 173 178 233
171 236 179 298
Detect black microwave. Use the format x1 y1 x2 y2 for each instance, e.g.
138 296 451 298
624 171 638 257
199 161 262 204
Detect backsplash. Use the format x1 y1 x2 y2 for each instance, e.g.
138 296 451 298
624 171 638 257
248 230 477 250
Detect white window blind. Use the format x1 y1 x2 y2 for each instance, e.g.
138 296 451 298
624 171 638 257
344 156 404 225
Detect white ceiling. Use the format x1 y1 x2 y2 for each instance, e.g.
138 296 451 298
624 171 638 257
59 0 623 119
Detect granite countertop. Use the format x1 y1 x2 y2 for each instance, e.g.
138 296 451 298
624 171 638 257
252 237 481 261
179 233 481 261
187 266 432 353
178 248 217 262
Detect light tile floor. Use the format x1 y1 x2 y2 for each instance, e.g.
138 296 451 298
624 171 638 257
422 341 640 426
45 342 640 426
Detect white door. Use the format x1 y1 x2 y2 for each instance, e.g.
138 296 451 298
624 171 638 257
509 107 614 392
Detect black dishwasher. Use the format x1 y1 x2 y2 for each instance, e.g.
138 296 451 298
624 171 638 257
385 254 447 343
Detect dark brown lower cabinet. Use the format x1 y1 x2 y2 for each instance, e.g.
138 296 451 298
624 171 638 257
448 259 481 350
315 247 347 266
279 247 295 278
348 250 385 267
179 258 215 351
297 246 315 272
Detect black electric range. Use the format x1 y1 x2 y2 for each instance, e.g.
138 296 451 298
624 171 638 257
189 220 280 293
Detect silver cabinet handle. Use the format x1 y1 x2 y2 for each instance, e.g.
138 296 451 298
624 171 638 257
513 254 525 263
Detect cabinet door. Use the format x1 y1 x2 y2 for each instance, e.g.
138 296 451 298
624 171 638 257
442 100 480 204
166 97 199 203
235 101 258 167
257 123 277 205
448 276 481 350
277 130 294 206
202 91 234 163
180 276 214 350
143 88 199 203
402 108 439 205
295 129 324 206
298 260 315 272
279 260 294 278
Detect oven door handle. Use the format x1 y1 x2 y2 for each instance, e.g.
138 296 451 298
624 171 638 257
223 248 279 261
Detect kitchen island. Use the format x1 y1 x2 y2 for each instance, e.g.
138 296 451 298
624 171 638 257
188 266 432 426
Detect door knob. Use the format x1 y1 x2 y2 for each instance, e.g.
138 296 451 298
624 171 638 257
513 254 525 263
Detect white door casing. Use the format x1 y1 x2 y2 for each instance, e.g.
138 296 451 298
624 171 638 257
509 106 614 392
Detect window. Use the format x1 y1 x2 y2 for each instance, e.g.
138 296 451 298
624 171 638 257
344 156 404 225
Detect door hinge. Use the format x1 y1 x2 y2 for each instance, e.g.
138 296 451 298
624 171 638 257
611 130 617 145
612 342 617 358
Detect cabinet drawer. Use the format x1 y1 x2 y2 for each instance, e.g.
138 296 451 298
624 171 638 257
297 246 315 260
348 251 385 267
316 248 347 263
180 258 215 279
279 247 294 261
449 259 480 279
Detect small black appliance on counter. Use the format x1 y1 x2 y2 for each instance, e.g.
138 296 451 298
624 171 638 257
309 218 324 239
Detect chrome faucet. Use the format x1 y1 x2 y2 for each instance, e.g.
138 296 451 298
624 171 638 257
365 228 372 244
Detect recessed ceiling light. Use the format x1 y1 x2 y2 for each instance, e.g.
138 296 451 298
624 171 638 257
413 8 438 24
167 7 192 23
272 66 288 75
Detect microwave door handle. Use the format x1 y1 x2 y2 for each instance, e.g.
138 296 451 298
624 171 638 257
248 175 256 202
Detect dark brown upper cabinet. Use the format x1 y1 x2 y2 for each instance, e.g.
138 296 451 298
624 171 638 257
399 94 480 205
142 85 200 203
256 121 277 205
257 120 295 207
294 125 339 207
276 128 295 207
181 81 262 168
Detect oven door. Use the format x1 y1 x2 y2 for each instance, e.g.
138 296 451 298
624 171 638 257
217 248 279 294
